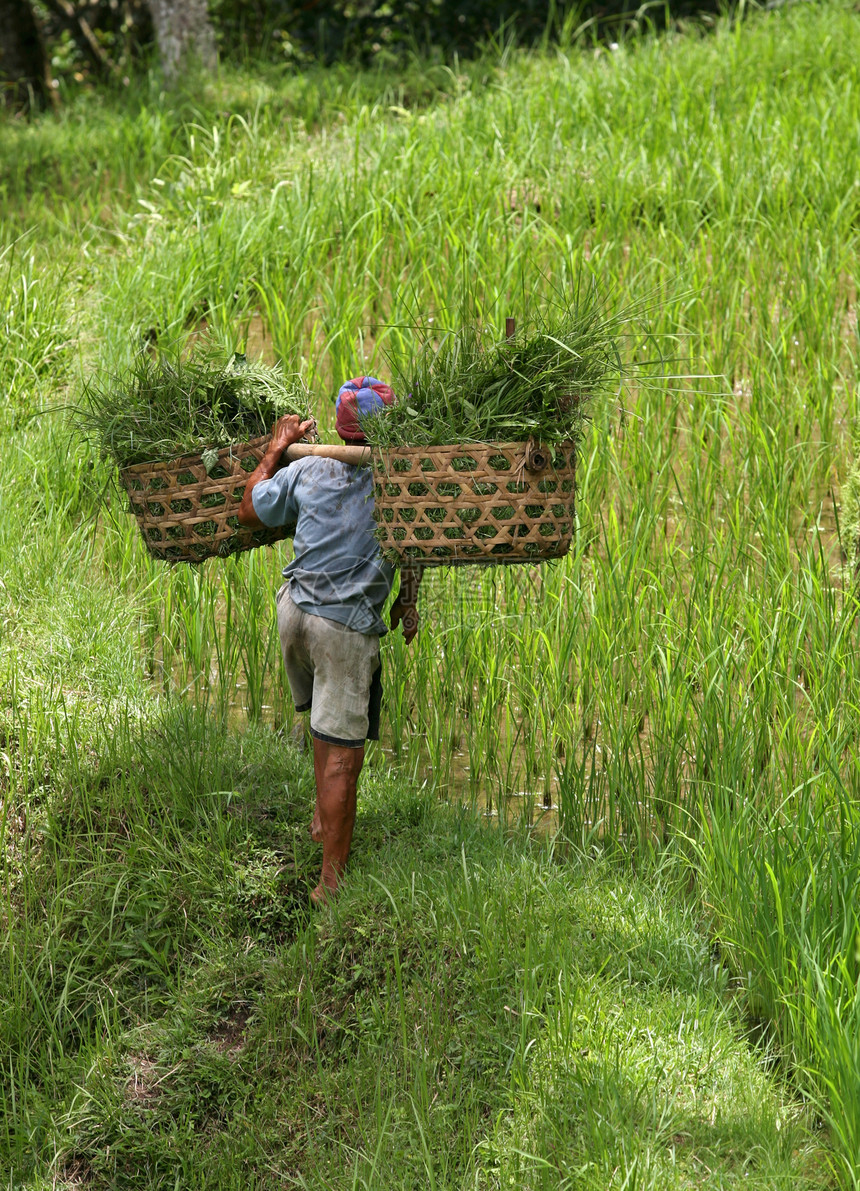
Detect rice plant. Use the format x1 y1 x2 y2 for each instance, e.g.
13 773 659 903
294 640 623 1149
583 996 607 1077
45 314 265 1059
79 338 313 468
362 285 636 448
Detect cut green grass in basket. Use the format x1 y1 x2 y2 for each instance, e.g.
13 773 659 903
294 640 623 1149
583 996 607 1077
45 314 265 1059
361 286 649 449
79 339 313 470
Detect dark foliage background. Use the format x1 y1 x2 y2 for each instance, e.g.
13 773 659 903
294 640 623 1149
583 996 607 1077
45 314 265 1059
32 0 725 79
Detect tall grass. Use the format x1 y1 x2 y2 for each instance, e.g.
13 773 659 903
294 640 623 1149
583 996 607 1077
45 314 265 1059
362 284 635 447
80 340 312 467
3 0 860 1182
0 235 72 420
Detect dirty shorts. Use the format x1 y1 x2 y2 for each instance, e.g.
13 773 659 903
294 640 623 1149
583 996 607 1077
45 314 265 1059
277 584 382 748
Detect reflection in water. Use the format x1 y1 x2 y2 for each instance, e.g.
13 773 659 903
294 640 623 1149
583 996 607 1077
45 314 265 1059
144 639 560 833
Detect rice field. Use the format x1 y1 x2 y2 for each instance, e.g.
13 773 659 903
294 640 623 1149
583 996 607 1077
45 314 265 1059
3 2 860 1184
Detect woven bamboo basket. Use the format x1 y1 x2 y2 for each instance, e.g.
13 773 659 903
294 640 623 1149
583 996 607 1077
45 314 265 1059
120 434 293 563
372 441 577 566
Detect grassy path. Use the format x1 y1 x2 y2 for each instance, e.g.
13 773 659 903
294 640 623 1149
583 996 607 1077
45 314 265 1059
0 541 830 1184
0 491 831 1183
5 711 832 1189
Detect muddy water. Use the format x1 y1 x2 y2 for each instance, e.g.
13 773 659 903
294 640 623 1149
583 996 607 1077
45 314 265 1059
144 641 560 832
186 312 278 364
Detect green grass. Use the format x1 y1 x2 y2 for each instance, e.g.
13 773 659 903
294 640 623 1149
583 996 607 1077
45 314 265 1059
4 0 860 1183
80 340 312 468
362 285 630 448
0 685 826 1188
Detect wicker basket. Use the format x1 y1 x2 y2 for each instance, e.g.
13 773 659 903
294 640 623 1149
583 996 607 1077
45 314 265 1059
120 434 293 563
372 441 577 566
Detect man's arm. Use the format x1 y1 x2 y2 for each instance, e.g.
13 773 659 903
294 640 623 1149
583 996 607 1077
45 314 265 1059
390 565 424 645
237 414 315 529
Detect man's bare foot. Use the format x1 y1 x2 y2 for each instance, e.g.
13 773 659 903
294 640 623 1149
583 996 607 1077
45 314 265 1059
310 880 337 907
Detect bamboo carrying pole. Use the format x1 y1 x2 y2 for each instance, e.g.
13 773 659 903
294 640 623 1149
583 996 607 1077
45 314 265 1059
283 443 371 465
284 440 550 474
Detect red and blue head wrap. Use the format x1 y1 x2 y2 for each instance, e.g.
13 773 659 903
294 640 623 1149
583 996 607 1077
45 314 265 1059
335 376 395 443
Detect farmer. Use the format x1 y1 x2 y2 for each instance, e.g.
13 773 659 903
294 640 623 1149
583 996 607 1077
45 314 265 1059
237 377 421 905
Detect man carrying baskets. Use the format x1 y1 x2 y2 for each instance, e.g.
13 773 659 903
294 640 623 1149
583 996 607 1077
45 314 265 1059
238 378 421 906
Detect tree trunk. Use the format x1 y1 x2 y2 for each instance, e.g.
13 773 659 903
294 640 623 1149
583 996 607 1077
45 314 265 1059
0 0 53 112
147 0 216 82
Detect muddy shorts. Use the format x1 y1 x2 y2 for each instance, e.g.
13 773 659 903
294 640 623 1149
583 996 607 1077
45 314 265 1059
276 584 382 748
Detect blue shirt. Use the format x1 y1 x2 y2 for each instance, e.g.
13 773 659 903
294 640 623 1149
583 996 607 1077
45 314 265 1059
251 457 395 636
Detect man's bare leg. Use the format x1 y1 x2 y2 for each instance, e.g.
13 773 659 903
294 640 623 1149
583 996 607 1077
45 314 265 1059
309 807 323 842
310 738 364 904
